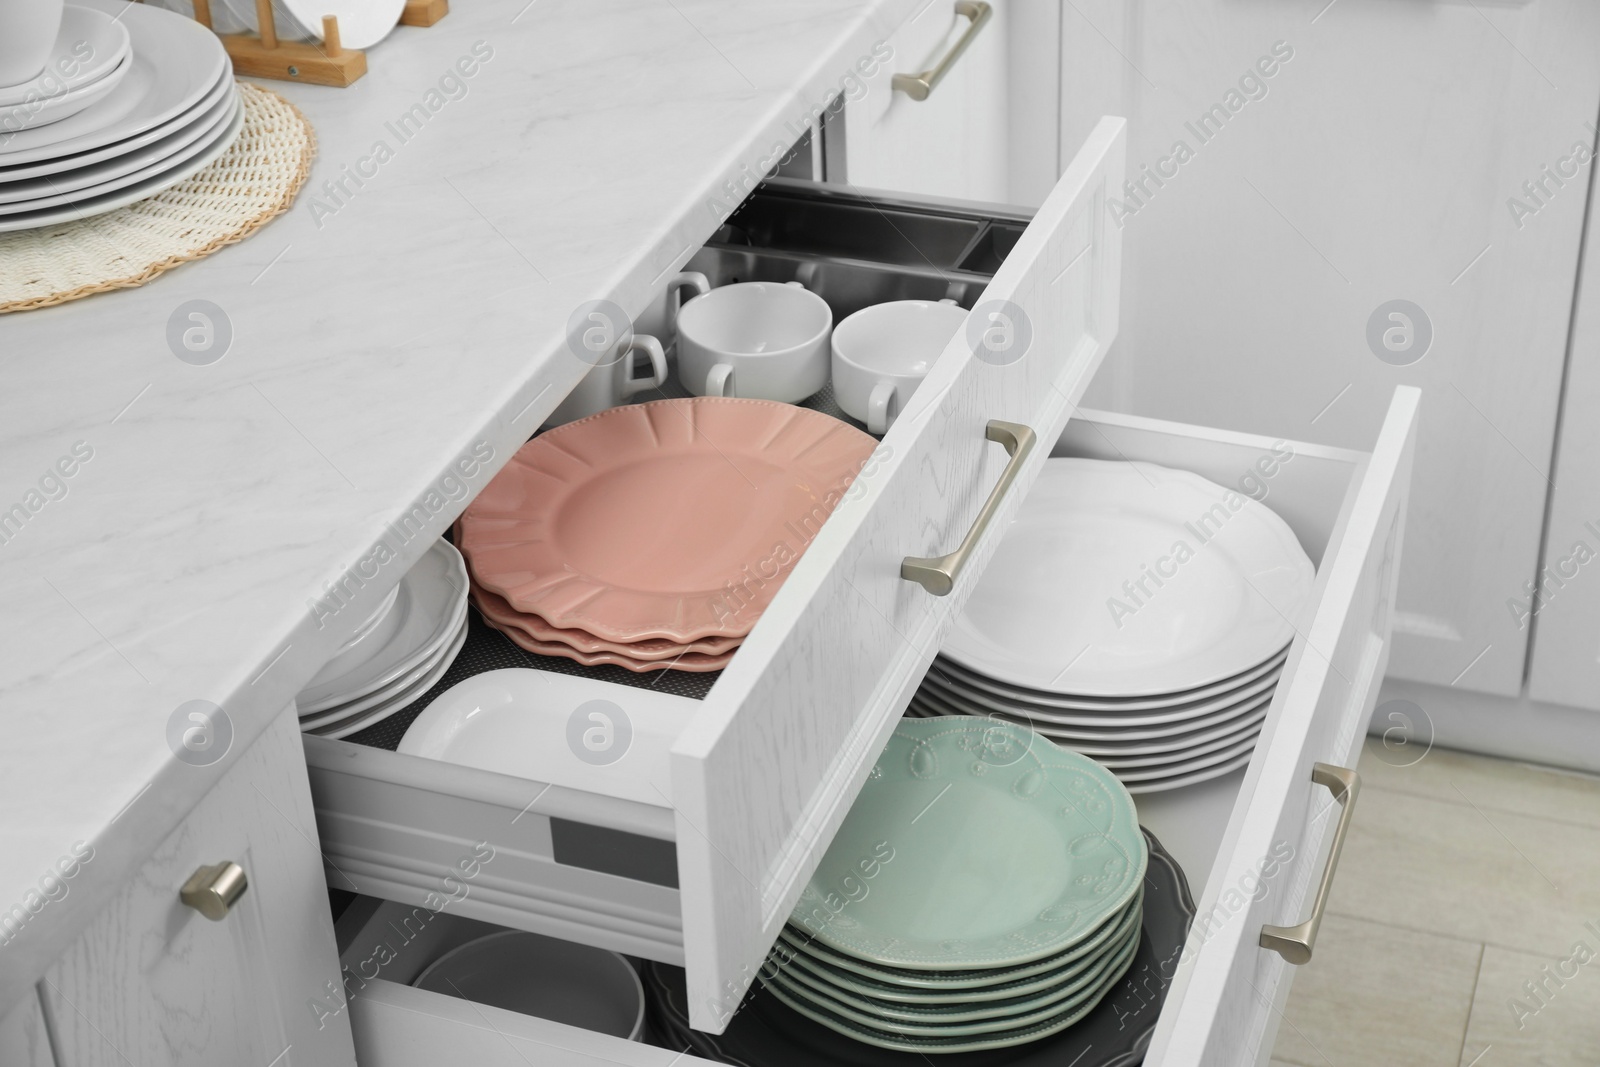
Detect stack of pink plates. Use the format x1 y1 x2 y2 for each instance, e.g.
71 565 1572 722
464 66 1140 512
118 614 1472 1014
458 397 877 672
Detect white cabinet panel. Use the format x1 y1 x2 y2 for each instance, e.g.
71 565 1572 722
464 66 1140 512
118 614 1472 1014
41 706 354 1067
0 989 55 1067
1059 0 1600 695
1527 137 1600 712
843 0 1010 203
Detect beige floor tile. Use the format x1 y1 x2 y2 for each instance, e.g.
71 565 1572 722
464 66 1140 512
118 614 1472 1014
1326 786 1600 956
1459 944 1600 1067
1357 737 1600 829
1269 914 1480 1067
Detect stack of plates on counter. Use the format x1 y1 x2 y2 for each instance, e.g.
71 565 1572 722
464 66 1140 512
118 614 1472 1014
911 458 1315 794
0 0 239 233
753 718 1146 1054
457 397 875 673
295 539 469 739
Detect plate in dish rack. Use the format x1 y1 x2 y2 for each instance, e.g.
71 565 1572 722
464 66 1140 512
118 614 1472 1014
792 718 1145 971
458 397 876 644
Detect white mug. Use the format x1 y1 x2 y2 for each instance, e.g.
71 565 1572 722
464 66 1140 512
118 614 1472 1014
676 281 832 403
0 0 65 88
545 334 668 426
831 299 967 434
633 271 711 348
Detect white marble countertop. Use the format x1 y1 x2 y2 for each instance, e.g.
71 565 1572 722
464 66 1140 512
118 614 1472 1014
0 0 917 1008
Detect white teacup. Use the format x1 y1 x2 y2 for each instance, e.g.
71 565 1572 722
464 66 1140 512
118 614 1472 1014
677 281 832 403
546 334 668 427
633 271 710 348
0 0 65 88
832 299 967 434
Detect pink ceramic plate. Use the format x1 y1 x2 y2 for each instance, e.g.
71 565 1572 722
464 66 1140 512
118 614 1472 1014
484 612 736 673
460 398 876 643
471 582 740 660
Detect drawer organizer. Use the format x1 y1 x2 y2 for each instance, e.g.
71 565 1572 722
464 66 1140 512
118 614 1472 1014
301 114 1420 1064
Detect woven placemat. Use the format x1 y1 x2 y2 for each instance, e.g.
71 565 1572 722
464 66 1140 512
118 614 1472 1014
0 81 315 314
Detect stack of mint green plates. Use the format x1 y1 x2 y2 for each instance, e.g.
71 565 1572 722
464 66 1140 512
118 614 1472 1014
764 717 1148 1054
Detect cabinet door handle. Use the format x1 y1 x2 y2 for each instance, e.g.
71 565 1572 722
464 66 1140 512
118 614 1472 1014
891 1 993 101
902 419 1036 596
1259 763 1360 965
180 861 249 921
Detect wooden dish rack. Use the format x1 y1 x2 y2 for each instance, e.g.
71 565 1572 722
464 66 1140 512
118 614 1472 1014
187 0 446 88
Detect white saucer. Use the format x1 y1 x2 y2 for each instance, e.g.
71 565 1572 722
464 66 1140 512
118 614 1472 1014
0 93 241 231
0 0 228 163
298 594 469 727
943 460 1314 698
0 87 235 205
0 49 129 134
0 69 232 182
306 620 469 740
0 5 131 108
297 540 468 712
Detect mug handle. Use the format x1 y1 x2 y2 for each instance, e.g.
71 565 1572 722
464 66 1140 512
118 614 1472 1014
621 335 668 397
867 380 897 435
706 363 735 397
669 273 710 331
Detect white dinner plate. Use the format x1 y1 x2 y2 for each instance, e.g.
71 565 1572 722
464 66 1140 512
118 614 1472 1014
217 0 406 49
0 87 235 204
0 5 131 108
0 0 228 163
0 50 129 134
1078 715 1264 769
306 621 469 740
297 539 468 712
929 644 1289 712
0 69 232 182
1113 734 1261 784
297 594 469 727
0 95 241 232
919 662 1283 729
1123 750 1254 795
943 460 1314 697
926 696 1273 756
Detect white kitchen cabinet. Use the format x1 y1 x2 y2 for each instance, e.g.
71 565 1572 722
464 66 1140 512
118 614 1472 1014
306 115 1128 1037
323 391 1417 1067
0 988 55 1067
300 105 1417 1066
1057 0 1600 699
40 705 355 1067
1527 150 1600 712
841 0 1011 204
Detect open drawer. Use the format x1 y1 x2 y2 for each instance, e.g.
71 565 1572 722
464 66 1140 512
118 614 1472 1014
304 116 1129 1035
324 391 1418 1067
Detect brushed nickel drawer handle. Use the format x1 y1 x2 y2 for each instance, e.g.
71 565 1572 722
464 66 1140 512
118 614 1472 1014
1259 763 1360 965
180 861 249 921
891 1 993 101
902 419 1036 596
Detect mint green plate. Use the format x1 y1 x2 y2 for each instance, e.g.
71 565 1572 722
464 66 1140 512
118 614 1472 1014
763 926 1139 1048
791 717 1145 970
775 892 1141 1005
770 909 1139 1026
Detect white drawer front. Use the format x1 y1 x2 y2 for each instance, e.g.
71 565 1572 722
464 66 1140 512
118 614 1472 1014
674 116 1125 1031
1142 388 1420 1065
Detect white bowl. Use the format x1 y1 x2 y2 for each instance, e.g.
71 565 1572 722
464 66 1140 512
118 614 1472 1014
831 299 967 433
676 281 831 403
414 930 646 1041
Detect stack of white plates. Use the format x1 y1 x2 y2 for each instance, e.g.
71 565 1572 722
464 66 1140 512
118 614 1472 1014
911 458 1315 794
0 0 239 233
296 539 469 739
